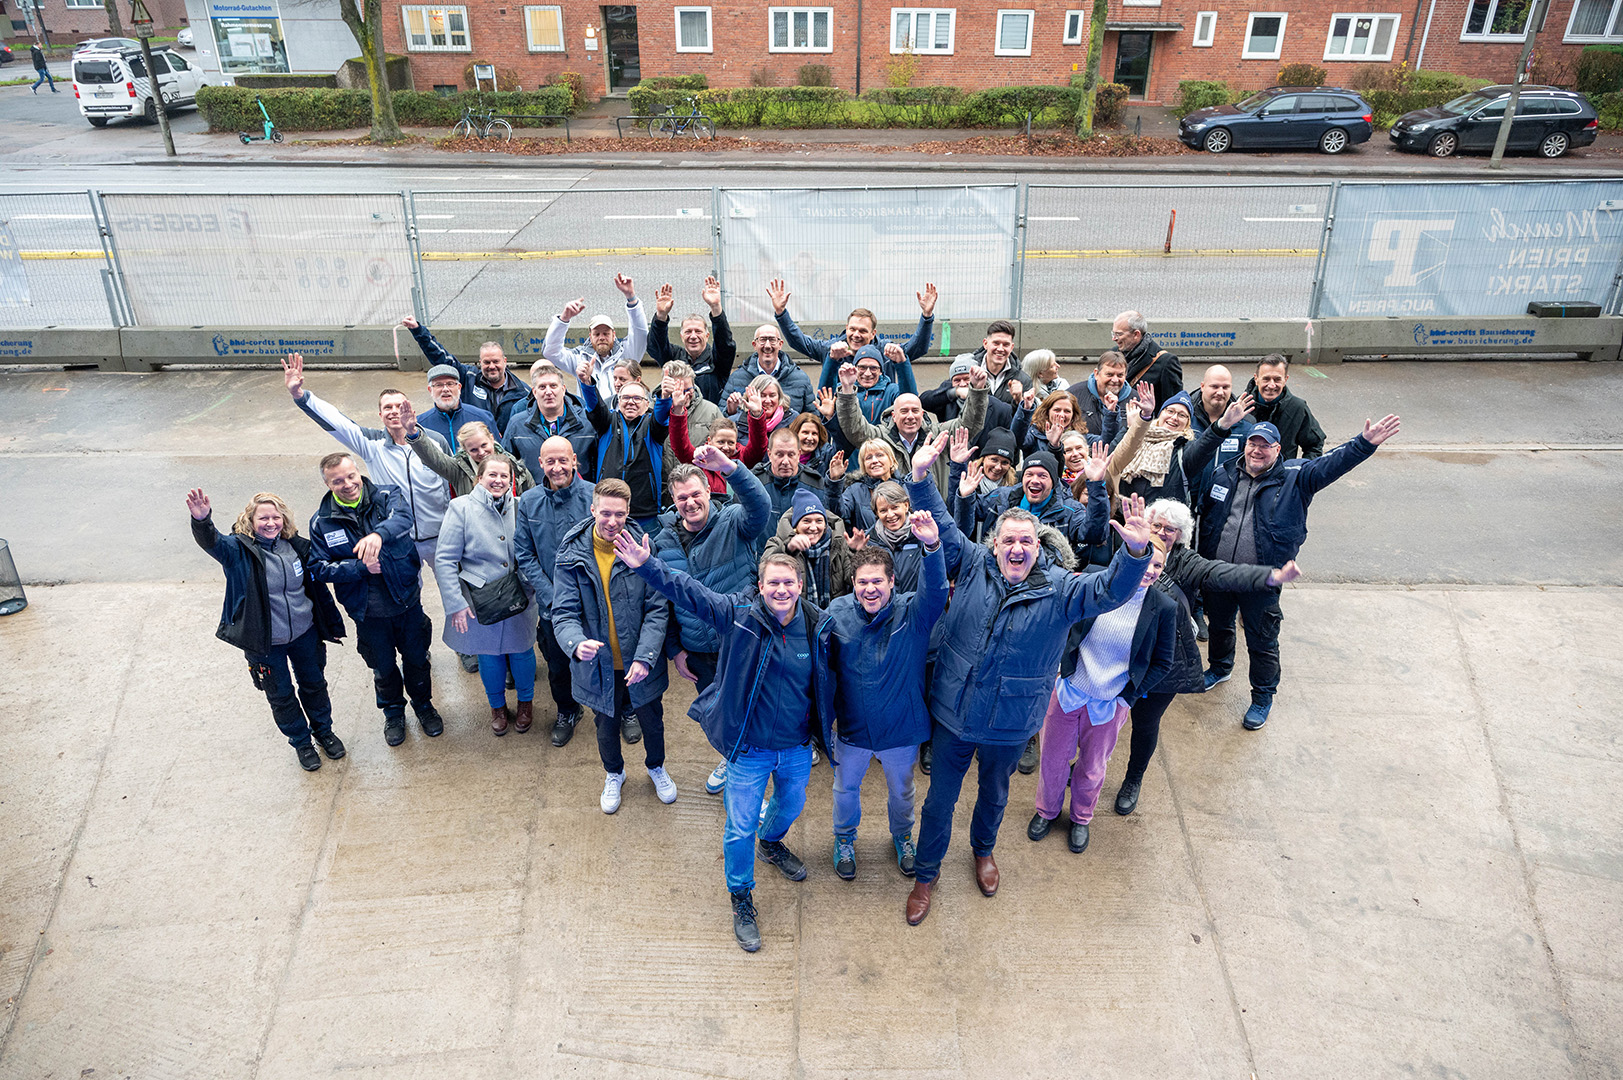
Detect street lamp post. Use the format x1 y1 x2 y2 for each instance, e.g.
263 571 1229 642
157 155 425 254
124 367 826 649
130 0 176 158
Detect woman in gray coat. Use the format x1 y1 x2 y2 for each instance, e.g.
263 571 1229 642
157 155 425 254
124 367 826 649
433 453 539 735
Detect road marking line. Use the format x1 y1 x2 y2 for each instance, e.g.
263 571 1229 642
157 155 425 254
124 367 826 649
1025 248 1317 259
419 246 710 261
1242 217 1324 223
19 251 104 260
7 214 95 221
603 212 709 220
1029 216 1081 221
413 197 557 204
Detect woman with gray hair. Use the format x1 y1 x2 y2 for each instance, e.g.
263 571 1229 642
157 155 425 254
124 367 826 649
1111 498 1300 816
1020 348 1069 399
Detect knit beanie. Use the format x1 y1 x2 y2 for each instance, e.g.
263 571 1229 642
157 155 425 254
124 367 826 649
791 487 826 527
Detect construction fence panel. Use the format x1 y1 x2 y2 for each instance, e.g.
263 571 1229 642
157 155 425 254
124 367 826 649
716 186 1020 326
1316 179 1623 319
0 192 115 331
413 187 715 329
1020 183 1334 321
100 193 415 328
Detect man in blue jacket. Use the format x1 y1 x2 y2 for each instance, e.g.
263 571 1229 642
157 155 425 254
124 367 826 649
1198 413 1402 731
502 363 597 481
401 316 532 434
898 434 1154 926
720 321 818 418
514 435 596 747
767 276 934 392
420 364 496 455
306 453 444 748
612 531 837 954
826 517 948 881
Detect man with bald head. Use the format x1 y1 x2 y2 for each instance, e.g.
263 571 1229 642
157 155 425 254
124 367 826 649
1192 364 1251 474
721 321 816 416
1111 310 1184 413
836 360 989 496
515 435 596 746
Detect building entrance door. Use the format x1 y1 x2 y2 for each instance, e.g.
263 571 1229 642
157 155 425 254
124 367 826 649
602 6 640 91
1113 31 1152 98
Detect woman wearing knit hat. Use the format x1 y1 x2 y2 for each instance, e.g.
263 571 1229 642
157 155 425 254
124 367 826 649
762 488 858 607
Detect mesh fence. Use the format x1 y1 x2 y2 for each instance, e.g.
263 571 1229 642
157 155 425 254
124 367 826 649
0 192 113 329
1019 183 1333 320
101 193 415 327
414 187 714 326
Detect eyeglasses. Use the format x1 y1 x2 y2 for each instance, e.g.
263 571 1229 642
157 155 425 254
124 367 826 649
856 364 882 373
754 336 781 344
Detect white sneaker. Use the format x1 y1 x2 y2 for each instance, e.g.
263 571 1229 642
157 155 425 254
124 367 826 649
648 766 678 804
705 760 728 794
600 770 626 814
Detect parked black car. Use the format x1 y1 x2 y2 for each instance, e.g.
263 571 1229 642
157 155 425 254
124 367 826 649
1390 86 1598 159
0 43 14 65
1179 87 1375 154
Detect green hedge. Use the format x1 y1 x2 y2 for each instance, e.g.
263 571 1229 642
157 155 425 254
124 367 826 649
698 86 850 127
857 86 967 127
1175 79 1242 115
196 85 573 132
628 83 1098 129
1095 83 1129 126
1577 46 1623 95
1595 90 1623 131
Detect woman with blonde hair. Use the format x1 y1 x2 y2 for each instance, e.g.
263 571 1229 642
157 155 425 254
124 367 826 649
186 487 347 772
829 437 897 530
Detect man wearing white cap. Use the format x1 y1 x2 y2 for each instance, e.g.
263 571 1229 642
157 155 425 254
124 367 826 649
542 273 648 402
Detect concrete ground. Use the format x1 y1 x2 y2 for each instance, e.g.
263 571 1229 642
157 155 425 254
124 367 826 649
0 360 1620 1078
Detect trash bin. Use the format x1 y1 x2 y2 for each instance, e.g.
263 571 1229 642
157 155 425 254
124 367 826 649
0 539 27 616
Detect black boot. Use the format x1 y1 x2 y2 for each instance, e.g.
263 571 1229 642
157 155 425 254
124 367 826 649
759 839 807 881
1017 734 1040 775
1114 777 1141 816
730 889 761 952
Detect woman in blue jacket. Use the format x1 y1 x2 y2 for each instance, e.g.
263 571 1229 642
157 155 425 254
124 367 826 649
186 487 347 772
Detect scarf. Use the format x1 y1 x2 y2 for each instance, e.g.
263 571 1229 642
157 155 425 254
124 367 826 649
801 533 832 607
761 405 785 432
1119 424 1187 487
1062 466 1083 487
875 519 911 550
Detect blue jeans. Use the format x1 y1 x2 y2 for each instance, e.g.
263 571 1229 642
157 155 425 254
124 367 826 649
723 743 813 892
912 723 1024 884
246 627 333 748
32 69 55 92
476 649 536 708
354 604 433 718
831 738 917 842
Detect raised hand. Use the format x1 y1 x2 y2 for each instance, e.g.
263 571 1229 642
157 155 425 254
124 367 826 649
1022 389 1038 410
743 385 763 417
827 450 847 482
910 431 950 481
613 272 636 300
1102 390 1118 411
701 275 723 314
1008 380 1023 401
847 528 868 551
837 363 858 392
562 297 587 322
693 443 735 476
948 426 976 465
959 460 983 498
909 508 939 548
654 282 675 320
668 380 688 416
829 340 851 361
1110 493 1153 556
578 354 598 389
726 390 745 415
625 660 650 685
451 609 470 634
766 277 791 315
1267 560 1302 587
282 352 305 398
353 532 383 564
185 488 211 521
968 364 988 390
612 529 652 568
1220 391 1256 430
400 315 419 329
398 396 419 435
815 387 837 419
917 282 938 319
1045 419 1066 447
1080 439 1109 483
883 342 905 364
1135 383 1156 420
1364 414 1402 446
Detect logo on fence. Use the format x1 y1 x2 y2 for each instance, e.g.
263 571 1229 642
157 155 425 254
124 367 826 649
1367 217 1455 289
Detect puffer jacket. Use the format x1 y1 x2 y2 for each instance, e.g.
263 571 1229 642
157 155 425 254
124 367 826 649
836 385 987 497
652 463 772 652
513 475 596 614
191 516 345 656
837 472 889 531
502 400 598 482
305 479 421 622
629 555 836 764
721 352 817 417
952 469 1107 557
905 476 1150 746
550 517 670 715
408 324 533 434
824 541 948 750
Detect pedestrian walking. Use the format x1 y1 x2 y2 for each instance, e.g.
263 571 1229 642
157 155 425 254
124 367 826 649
31 44 58 94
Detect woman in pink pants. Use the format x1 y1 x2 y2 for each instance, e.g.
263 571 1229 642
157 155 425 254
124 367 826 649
1029 534 1178 854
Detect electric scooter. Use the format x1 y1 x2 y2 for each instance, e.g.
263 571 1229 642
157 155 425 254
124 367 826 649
238 97 282 144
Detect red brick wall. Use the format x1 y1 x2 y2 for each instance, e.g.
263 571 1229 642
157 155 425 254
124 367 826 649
28 0 190 42
386 0 1598 101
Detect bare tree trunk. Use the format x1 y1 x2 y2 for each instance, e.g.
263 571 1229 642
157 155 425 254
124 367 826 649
1075 0 1110 138
102 0 125 37
339 0 403 141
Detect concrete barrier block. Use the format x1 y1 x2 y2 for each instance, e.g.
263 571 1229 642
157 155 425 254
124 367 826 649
0 329 124 371
117 328 407 371
1016 319 1316 363
1317 316 1623 361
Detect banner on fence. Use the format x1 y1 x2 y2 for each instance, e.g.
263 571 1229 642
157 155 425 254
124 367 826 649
1317 181 1623 317
717 186 1019 325
0 219 28 307
103 193 415 327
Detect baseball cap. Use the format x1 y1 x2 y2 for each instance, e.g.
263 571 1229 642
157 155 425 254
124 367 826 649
589 314 615 331
1247 422 1281 445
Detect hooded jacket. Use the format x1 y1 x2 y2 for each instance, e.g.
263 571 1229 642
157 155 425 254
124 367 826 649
836 385 988 497
305 479 422 622
513 474 596 614
1079 373 1130 450
629 556 836 764
550 518 670 714
905 477 1151 745
647 311 737 406
1244 381 1326 460
293 390 450 543
191 516 345 657
652 463 772 653
721 352 817 417
502 399 598 482
1198 433 1379 568
408 324 533 434
824 540 948 751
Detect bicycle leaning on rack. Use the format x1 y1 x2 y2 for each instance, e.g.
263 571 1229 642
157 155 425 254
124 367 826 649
645 97 715 140
451 105 512 141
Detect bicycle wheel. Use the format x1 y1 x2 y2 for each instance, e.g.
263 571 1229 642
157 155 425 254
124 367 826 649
692 119 716 140
487 119 512 142
452 119 474 138
644 117 667 138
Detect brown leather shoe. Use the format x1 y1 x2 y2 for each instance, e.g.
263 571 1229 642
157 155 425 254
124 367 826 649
491 705 510 736
974 854 999 897
513 700 533 733
905 880 934 925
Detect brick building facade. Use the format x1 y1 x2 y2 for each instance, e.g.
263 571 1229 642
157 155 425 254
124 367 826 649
384 0 1620 103
11 0 190 44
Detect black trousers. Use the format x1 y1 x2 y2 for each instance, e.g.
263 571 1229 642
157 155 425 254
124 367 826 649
354 604 433 719
594 672 666 774
536 616 575 716
1202 588 1282 702
1124 691 1177 784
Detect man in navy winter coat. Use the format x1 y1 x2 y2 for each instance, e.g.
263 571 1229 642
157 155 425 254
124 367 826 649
612 530 837 955
503 362 598 481
402 316 533 434
1198 413 1401 731
898 434 1154 926
306 453 444 748
420 364 496 455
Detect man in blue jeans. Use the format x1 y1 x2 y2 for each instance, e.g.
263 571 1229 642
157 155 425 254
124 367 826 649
612 531 835 954
31 45 59 94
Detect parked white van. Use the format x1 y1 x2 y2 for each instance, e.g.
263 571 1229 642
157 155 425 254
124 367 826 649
72 45 210 127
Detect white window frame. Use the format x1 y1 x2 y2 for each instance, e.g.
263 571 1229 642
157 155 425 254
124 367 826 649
1460 0 1534 40
891 7 955 54
523 5 564 52
674 6 713 52
1242 11 1287 59
768 6 834 53
402 5 471 52
1564 0 1623 41
1062 9 1084 43
1123 0 1161 6
1192 10 1217 46
64 0 103 9
1323 12 1400 60
994 9 1034 55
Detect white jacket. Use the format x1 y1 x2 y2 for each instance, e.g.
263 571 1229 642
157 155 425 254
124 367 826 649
541 299 648 401
295 390 451 542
